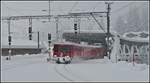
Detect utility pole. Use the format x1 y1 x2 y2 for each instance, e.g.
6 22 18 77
74 16 79 43
29 18 32 40
77 17 81 43
47 33 51 62
48 0 51 22
55 16 59 41
105 2 113 59
37 31 40 48
8 18 11 60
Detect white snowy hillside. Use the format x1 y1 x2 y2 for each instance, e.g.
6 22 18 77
1 54 149 82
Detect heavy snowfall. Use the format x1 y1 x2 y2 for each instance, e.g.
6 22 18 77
1 1 149 82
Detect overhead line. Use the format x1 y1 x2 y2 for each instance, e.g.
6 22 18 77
68 2 78 13
2 2 26 16
111 2 134 13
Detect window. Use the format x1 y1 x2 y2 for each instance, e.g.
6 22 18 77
59 46 70 52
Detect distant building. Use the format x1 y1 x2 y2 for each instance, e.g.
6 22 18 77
62 30 108 46
1 39 42 56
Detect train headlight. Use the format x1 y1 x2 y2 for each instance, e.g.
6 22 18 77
65 56 70 61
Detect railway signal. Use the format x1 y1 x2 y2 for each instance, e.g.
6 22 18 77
6 19 12 60
29 27 32 40
29 18 32 40
47 33 51 62
48 33 51 43
74 23 78 34
105 2 113 59
8 35 12 45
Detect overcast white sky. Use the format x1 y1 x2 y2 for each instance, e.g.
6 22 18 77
1 1 148 42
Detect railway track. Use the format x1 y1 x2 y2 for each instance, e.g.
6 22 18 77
54 64 74 81
63 64 88 81
54 62 89 82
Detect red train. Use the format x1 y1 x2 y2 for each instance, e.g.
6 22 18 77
52 42 107 64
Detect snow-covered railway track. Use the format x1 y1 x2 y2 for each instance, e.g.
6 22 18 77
54 64 74 81
54 63 88 82
63 64 87 81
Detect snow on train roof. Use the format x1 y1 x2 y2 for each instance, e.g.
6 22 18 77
54 41 103 48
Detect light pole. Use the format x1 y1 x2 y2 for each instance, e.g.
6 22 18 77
8 18 12 60
48 0 51 22
105 2 113 59
42 0 51 22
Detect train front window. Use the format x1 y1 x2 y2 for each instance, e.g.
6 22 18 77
59 46 70 52
53 45 59 52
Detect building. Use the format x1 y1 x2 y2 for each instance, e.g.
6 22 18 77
1 38 42 56
62 30 116 46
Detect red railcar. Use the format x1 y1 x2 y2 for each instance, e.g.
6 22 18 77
53 42 106 64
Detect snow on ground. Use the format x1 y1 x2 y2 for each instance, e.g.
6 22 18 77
1 54 149 82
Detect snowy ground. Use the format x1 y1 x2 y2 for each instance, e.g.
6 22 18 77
1 54 149 82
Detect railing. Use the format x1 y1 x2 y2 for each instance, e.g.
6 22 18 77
110 35 149 64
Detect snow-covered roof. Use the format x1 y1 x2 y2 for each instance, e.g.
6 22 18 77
54 41 103 48
63 30 119 35
120 36 149 43
63 30 105 33
121 31 149 43
123 31 149 38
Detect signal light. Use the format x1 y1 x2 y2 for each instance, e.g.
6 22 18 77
48 41 51 44
8 36 11 45
29 27 32 33
29 34 32 40
48 33 51 44
8 36 11 42
48 33 51 40
28 27 32 40
74 23 77 30
75 31 77 34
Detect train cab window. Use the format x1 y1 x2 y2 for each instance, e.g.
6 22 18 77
53 48 58 52
53 45 59 52
59 46 70 52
